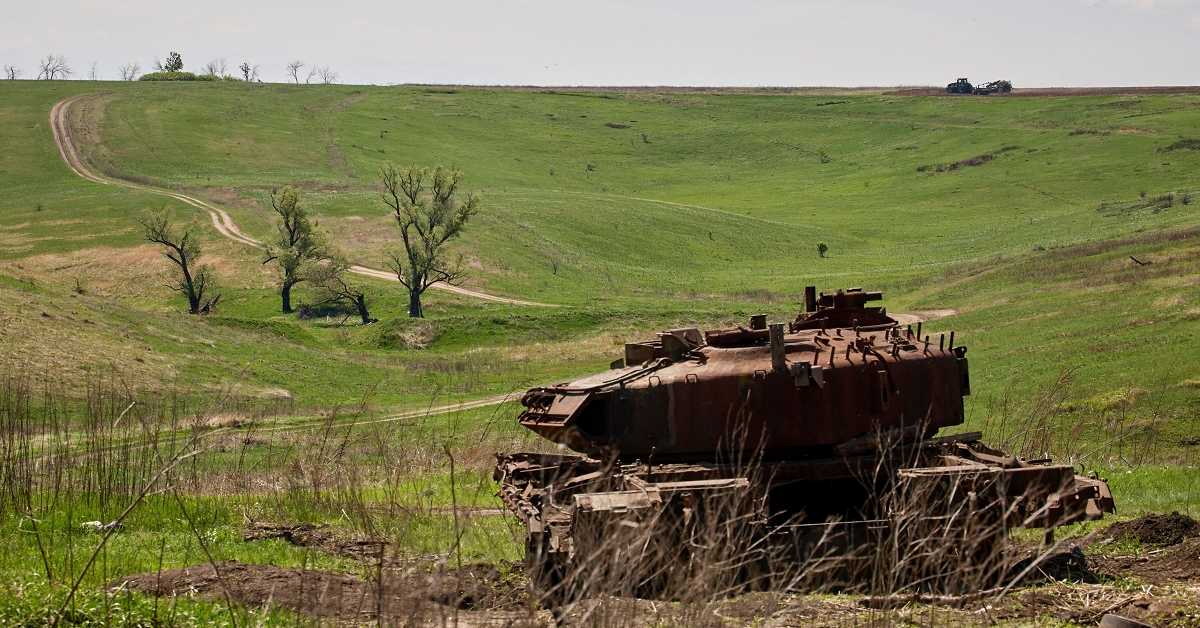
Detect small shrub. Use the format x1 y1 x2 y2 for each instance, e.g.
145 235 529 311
1182 193 1192 205
138 71 209 82
817 242 829 258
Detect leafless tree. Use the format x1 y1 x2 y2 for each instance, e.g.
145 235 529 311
381 165 480 318
305 66 318 84
202 58 227 78
37 55 72 80
140 211 220 314
309 258 374 325
286 60 304 84
316 66 338 85
238 61 259 82
119 62 141 81
88 61 99 81
3 65 19 80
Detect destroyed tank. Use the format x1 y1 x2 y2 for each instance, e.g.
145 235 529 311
495 288 1115 600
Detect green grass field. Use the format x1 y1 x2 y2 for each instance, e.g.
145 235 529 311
1 80 1199 625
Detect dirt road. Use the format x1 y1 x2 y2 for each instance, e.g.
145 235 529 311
891 309 958 327
50 94 553 308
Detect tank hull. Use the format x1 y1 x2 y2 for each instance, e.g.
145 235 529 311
519 326 968 461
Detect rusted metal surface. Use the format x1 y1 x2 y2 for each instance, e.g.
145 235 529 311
790 287 896 331
519 317 966 461
496 287 1116 595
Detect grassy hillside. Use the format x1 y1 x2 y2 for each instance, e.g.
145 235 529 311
2 80 1200 625
2 80 1198 435
80 84 1200 300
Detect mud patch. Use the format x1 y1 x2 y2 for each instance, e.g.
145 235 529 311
114 560 533 623
245 522 394 565
1100 512 1200 547
1093 538 1200 584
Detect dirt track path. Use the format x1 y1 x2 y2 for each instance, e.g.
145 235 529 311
49 95 553 308
891 309 958 327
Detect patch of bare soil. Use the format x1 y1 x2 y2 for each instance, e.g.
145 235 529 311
114 560 537 625
1094 538 1200 584
1100 512 1200 547
244 521 395 565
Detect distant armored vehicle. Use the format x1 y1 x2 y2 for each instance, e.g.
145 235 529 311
974 80 1014 95
947 77 1014 95
947 77 974 94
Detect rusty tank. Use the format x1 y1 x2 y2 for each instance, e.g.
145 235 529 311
495 288 1114 599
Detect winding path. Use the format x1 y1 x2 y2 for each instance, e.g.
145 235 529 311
49 94 553 307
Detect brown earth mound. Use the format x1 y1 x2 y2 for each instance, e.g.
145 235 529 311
114 560 533 623
1101 512 1200 546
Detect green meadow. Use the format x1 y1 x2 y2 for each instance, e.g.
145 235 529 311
1 79 1198 624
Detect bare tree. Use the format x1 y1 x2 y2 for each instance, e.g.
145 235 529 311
202 58 227 78
381 165 480 318
316 66 338 85
37 55 72 80
119 62 141 81
88 61 99 81
140 211 220 314
286 60 304 84
238 61 259 82
262 186 328 313
3 65 19 80
309 258 374 325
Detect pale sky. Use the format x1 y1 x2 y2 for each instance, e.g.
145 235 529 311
3 0 1199 86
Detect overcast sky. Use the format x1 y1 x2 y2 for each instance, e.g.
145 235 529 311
3 0 1198 86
